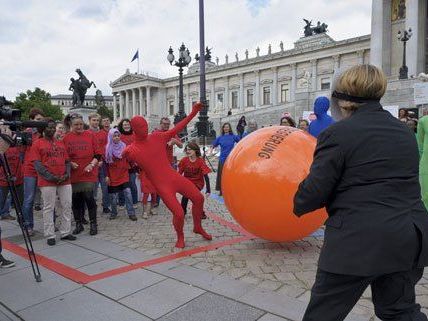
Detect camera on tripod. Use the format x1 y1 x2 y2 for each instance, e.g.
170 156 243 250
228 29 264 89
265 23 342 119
0 96 46 146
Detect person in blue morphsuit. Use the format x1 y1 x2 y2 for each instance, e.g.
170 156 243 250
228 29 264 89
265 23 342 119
308 96 334 138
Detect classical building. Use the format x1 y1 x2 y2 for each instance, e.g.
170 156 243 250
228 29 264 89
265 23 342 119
50 94 114 116
110 0 428 131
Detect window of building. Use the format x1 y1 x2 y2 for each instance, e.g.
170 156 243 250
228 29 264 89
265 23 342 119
231 91 238 109
217 93 224 108
321 78 331 90
280 84 290 103
247 89 254 107
263 87 271 105
169 101 174 115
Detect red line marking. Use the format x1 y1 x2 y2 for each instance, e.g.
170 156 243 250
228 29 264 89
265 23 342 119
1 211 256 284
2 240 91 284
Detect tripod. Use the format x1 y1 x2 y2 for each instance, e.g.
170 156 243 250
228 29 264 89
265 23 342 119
0 153 42 282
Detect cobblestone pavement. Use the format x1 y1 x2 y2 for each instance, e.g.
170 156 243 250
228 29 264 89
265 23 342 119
27 169 428 321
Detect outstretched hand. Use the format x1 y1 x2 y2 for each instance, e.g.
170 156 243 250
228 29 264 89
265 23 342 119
192 102 203 113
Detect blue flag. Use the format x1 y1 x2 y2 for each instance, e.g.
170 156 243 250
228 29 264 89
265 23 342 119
131 50 139 62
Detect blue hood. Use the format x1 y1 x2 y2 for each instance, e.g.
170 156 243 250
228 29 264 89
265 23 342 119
313 96 330 117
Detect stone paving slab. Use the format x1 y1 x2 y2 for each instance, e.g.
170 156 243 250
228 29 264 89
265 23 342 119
157 292 265 321
119 278 205 319
18 287 150 321
77 258 129 274
0 266 81 312
258 314 290 321
0 302 21 321
87 268 167 300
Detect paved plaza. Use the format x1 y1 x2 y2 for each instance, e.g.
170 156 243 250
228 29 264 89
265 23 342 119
0 171 428 321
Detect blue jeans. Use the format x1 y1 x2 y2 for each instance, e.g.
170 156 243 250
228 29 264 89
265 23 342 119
0 191 11 217
129 172 138 204
110 188 135 217
23 176 37 228
94 169 110 209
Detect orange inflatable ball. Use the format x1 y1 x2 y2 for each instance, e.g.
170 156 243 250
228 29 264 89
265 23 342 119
222 126 327 242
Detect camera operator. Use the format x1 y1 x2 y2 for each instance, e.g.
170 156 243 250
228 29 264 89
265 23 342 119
0 124 17 268
22 108 45 236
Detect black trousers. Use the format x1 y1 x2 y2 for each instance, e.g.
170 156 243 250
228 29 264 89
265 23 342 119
303 267 427 321
72 191 97 223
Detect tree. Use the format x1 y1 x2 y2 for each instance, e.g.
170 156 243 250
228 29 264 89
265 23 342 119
95 89 113 121
14 87 64 120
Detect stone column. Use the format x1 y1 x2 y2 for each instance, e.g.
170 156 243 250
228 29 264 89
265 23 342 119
239 73 244 110
146 86 151 117
224 76 229 111
119 91 124 119
311 59 317 92
255 71 260 108
333 55 340 72
210 79 215 112
370 0 391 75
406 0 427 77
138 87 143 115
291 64 297 102
357 50 365 65
132 89 137 117
113 94 117 121
272 67 278 105
125 90 130 118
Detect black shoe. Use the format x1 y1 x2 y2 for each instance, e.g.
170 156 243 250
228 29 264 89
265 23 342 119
0 254 15 268
103 207 111 214
89 222 98 235
34 205 42 211
72 223 84 235
60 234 77 241
82 218 89 225
129 215 137 221
109 214 117 220
47 238 56 246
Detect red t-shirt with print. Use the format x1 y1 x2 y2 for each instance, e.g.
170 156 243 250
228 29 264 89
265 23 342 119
23 131 41 177
91 129 108 157
106 157 129 187
0 147 24 187
30 138 70 187
63 130 99 183
178 157 211 190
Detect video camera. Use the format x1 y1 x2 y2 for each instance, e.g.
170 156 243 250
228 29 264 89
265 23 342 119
0 96 47 146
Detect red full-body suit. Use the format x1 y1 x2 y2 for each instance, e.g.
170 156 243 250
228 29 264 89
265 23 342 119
123 102 212 248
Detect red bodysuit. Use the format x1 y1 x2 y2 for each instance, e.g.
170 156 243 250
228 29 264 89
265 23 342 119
123 103 212 248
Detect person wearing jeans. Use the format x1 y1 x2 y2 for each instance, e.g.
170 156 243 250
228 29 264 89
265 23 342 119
22 108 45 235
32 120 76 245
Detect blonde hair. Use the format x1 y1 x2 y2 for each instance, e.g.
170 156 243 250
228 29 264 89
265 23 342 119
88 112 101 120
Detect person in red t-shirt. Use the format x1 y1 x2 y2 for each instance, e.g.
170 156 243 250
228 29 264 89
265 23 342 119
32 120 76 245
22 108 45 236
178 141 211 218
88 113 111 214
63 114 102 236
118 118 139 205
0 146 24 220
104 128 137 221
140 169 157 219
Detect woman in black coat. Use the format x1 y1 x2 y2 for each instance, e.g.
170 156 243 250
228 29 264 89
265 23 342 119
294 64 428 321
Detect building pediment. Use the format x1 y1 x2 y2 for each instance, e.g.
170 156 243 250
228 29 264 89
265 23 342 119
111 73 147 87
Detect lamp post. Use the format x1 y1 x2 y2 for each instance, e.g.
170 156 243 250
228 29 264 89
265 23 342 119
397 28 412 80
167 43 191 137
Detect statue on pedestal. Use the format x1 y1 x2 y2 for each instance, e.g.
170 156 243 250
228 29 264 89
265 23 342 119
69 69 96 108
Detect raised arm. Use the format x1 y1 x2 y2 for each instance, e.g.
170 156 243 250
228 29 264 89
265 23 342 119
165 102 203 139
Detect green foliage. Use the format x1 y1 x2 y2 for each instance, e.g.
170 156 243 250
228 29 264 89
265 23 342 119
95 89 113 121
14 87 64 120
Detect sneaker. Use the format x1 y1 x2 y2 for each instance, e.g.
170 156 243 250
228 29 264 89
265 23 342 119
27 228 35 237
47 238 56 246
129 215 137 221
103 207 111 214
60 234 77 241
0 214 16 220
0 254 15 268
142 212 148 219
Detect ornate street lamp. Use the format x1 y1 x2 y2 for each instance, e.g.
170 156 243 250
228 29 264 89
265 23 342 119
397 28 412 80
167 43 192 137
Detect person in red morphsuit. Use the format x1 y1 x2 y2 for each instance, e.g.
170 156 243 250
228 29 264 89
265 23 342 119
123 102 212 248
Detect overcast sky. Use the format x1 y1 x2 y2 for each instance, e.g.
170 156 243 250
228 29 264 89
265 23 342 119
0 0 372 100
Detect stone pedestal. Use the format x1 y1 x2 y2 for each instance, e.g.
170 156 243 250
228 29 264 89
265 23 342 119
294 33 335 50
69 107 97 123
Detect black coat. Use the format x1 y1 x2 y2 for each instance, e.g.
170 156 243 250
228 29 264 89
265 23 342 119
294 102 428 276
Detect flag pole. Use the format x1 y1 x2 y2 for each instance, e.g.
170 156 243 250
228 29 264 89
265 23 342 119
137 48 140 74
